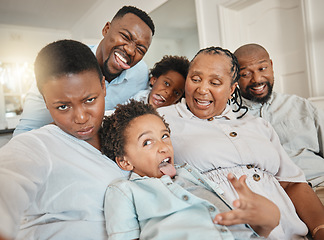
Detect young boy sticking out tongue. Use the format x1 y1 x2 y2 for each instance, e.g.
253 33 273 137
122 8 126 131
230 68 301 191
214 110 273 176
100 100 280 240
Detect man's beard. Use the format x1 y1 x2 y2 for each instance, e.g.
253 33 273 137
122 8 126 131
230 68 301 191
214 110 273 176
102 58 121 82
243 81 273 103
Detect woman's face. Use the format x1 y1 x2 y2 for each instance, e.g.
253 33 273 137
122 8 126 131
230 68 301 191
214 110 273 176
185 53 237 119
42 71 106 149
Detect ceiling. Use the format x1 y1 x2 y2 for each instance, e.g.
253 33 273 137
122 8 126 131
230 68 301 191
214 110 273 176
0 0 197 40
0 0 98 30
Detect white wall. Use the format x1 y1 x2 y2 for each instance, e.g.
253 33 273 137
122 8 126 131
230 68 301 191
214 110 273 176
195 0 223 48
71 0 167 43
194 0 324 99
180 30 200 62
143 30 199 69
0 24 71 63
306 0 324 97
0 1 168 62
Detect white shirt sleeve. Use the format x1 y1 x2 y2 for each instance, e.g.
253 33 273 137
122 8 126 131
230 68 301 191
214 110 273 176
0 134 52 238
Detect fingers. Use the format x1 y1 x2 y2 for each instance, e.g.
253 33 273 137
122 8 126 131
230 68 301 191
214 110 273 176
228 173 254 199
228 173 246 193
215 173 280 238
213 209 249 226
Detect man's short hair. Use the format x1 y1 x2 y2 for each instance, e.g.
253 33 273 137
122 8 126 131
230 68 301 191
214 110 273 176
112 5 155 36
34 39 103 93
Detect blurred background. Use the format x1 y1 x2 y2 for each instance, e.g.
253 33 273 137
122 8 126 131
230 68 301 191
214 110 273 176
0 0 323 134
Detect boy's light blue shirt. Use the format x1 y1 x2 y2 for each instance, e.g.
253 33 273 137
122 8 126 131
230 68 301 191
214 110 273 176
104 164 259 240
13 44 149 136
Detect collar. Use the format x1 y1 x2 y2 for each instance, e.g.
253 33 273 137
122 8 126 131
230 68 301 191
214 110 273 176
128 164 187 181
175 98 236 121
109 68 128 85
242 92 275 109
89 44 98 56
129 172 148 181
128 171 175 181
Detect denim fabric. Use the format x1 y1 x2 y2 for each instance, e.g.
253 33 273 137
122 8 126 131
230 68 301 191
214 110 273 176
105 164 259 240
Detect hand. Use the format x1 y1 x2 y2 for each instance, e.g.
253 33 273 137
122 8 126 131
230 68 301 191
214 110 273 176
213 173 280 237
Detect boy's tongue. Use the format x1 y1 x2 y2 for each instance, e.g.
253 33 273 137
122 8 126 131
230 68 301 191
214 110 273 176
159 162 176 178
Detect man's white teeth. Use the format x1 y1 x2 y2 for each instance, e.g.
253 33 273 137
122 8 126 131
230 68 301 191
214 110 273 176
115 52 127 64
252 84 265 90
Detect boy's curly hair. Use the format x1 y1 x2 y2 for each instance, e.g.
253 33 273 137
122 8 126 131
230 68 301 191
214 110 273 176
150 55 189 81
100 99 170 161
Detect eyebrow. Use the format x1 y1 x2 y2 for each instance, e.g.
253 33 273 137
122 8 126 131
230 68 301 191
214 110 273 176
52 101 70 105
122 29 148 51
52 94 94 105
164 76 174 83
138 130 152 140
240 60 268 70
190 70 202 75
162 129 169 134
209 73 222 79
137 128 169 140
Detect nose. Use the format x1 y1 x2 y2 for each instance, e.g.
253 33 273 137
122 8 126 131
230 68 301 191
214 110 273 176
196 81 209 95
73 107 89 124
251 71 263 83
124 42 136 57
164 89 172 99
158 141 169 153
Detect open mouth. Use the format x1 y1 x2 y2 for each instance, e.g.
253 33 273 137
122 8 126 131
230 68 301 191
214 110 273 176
159 157 171 167
195 98 212 108
114 52 130 70
158 157 176 177
151 94 166 106
249 83 267 95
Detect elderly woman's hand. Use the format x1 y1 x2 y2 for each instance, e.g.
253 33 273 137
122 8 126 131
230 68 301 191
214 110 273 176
213 173 280 238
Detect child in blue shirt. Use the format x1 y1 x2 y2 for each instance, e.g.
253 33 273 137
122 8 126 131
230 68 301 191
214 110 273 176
131 55 189 108
100 100 279 240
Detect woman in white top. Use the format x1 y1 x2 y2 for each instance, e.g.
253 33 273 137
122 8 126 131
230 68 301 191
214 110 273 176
0 40 125 240
158 46 324 240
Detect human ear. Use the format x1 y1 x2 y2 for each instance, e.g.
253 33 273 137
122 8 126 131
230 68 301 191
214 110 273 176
102 22 111 36
101 77 106 96
149 77 157 87
229 82 238 99
116 156 134 171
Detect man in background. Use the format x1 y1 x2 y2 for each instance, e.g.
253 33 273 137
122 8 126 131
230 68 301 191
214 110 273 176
14 5 154 136
234 43 324 204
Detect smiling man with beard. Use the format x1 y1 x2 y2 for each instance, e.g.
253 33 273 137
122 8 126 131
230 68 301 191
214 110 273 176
14 5 154 136
234 43 324 206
